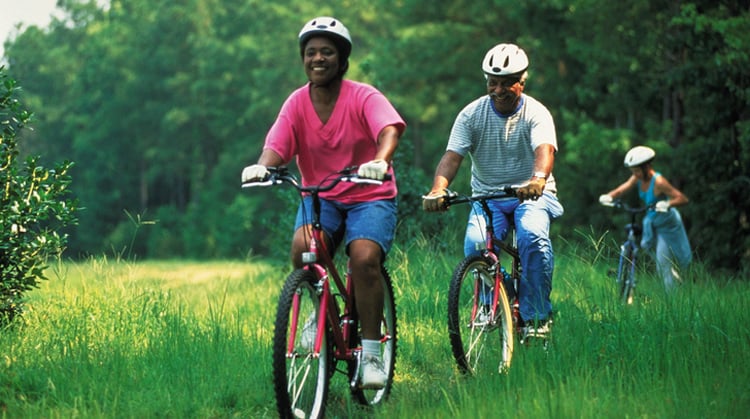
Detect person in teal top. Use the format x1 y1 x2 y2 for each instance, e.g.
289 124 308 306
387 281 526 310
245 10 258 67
599 146 692 292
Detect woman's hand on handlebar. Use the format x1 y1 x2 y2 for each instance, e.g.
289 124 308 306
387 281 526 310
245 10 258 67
357 159 389 180
241 164 270 183
599 194 614 206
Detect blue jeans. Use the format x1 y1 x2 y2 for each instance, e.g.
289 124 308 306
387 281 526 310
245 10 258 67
464 192 564 322
294 196 397 255
641 208 692 292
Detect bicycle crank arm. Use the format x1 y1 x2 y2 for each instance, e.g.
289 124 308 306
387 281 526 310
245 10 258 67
349 351 362 390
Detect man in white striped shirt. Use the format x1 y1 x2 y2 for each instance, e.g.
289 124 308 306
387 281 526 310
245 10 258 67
423 43 564 338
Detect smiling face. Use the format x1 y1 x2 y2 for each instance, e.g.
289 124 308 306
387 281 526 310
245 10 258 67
302 36 341 86
486 74 525 114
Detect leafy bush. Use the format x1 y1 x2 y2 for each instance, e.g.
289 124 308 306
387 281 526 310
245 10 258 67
0 67 78 324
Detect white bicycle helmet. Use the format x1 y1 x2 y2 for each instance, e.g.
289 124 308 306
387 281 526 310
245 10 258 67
298 16 352 62
482 43 529 76
624 146 656 167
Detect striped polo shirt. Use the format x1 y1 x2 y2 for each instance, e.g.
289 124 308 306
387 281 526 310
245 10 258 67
447 94 557 195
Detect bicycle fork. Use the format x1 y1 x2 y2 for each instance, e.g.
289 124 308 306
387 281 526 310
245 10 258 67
617 242 638 303
470 264 497 327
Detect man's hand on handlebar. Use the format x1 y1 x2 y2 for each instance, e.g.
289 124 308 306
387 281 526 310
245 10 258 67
517 178 545 201
241 164 270 183
422 189 448 212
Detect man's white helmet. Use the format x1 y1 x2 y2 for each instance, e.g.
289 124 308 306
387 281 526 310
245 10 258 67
624 146 656 168
482 43 529 76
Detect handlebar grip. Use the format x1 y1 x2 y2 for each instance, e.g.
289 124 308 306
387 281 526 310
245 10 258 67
241 178 274 188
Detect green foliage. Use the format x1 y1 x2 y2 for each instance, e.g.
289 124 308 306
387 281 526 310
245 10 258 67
0 67 78 323
1 0 748 273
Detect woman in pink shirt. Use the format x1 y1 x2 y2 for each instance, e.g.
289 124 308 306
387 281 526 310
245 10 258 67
241 16 406 389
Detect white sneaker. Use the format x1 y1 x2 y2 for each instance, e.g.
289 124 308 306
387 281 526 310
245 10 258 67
522 319 552 339
300 313 317 350
360 355 387 389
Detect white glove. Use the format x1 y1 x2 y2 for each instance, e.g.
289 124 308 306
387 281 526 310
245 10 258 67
655 200 670 212
357 159 389 180
599 194 613 205
241 164 269 182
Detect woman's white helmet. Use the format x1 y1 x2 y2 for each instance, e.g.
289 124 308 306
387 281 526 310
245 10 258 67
482 43 529 76
298 16 352 61
624 146 656 168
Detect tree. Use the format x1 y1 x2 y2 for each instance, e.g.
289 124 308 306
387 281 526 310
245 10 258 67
2 0 747 272
0 67 78 323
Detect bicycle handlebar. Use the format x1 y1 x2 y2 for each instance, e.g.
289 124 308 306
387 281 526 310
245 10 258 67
439 186 518 207
241 166 391 192
600 199 657 213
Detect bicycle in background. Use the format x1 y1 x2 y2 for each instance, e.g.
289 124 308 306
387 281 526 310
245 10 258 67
243 166 397 419
440 188 529 375
600 199 659 304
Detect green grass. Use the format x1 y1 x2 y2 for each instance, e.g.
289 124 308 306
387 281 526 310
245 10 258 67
1 237 748 418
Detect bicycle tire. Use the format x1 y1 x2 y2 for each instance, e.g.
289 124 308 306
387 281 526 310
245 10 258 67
349 266 397 405
272 269 330 419
448 255 514 374
617 245 636 304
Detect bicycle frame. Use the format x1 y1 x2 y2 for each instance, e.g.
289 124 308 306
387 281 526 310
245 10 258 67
446 189 521 330
444 187 527 374
245 166 390 361
252 166 397 416
293 203 356 361
616 218 640 299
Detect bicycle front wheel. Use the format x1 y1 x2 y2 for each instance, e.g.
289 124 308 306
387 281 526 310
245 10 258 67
272 269 330 419
448 255 514 374
617 246 636 304
350 266 397 406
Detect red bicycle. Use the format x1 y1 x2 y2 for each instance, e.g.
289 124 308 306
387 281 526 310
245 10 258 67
440 188 525 374
243 166 397 418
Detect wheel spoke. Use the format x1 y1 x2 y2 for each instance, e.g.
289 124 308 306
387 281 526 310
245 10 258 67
273 270 329 418
449 256 514 375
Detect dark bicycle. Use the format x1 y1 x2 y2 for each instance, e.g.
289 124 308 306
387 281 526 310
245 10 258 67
243 166 397 419
601 199 658 304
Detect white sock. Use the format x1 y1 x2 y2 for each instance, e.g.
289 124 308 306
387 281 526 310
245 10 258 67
362 339 381 358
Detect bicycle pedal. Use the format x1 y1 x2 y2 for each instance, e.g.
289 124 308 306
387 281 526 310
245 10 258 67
349 352 363 390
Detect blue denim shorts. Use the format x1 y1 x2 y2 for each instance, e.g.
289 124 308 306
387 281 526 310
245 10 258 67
294 196 397 255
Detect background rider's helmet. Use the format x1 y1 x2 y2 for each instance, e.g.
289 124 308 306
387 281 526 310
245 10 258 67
298 17 352 75
624 145 656 168
482 43 529 76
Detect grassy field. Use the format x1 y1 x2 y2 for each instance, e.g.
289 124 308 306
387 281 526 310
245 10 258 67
1 236 748 418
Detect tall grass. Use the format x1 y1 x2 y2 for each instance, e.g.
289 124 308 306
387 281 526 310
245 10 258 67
1 234 748 418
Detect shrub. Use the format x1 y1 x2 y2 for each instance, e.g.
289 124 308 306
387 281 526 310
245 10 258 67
0 67 78 324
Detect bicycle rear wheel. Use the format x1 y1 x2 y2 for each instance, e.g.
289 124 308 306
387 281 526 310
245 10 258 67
448 255 514 374
349 267 397 406
272 269 330 419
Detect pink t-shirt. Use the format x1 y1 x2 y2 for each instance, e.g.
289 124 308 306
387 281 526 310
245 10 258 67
264 80 406 204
